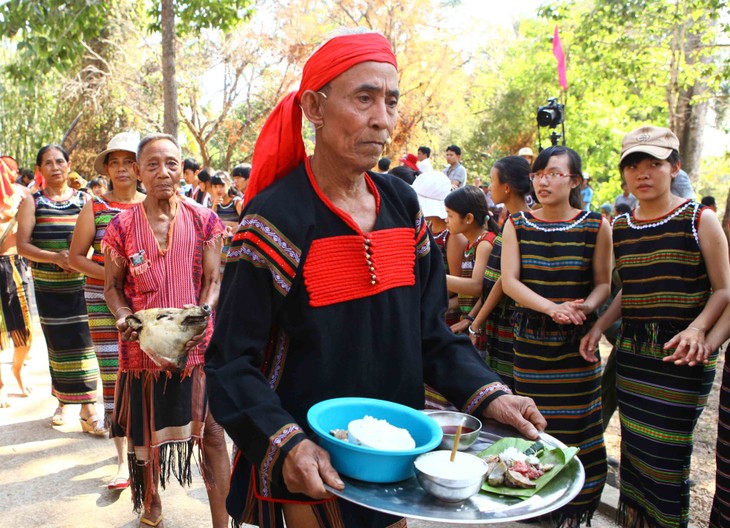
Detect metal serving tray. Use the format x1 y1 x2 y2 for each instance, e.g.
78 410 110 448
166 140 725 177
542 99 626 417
325 421 585 524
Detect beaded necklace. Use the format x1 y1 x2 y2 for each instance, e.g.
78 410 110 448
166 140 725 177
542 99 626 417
519 210 591 233
36 189 82 210
621 200 700 246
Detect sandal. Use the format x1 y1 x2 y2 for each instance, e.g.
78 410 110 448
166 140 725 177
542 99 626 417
52 406 65 426
139 514 163 527
79 415 108 436
107 474 130 490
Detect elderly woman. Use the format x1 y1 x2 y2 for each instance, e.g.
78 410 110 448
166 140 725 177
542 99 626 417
102 134 229 527
69 132 146 490
16 145 102 431
205 30 546 528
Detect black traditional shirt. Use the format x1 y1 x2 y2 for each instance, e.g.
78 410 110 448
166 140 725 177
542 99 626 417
205 159 509 501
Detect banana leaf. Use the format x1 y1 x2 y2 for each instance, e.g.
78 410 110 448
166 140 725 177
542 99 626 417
477 437 579 498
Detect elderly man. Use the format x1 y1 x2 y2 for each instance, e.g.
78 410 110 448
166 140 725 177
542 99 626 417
205 31 546 528
103 134 230 528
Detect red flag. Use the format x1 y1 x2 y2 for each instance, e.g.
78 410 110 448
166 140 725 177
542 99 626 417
553 25 568 91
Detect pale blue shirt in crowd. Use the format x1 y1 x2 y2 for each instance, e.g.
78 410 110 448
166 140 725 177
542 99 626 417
614 192 638 211
444 163 467 188
581 186 594 211
671 169 695 199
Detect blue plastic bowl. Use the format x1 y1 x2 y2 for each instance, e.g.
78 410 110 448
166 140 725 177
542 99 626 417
307 397 443 483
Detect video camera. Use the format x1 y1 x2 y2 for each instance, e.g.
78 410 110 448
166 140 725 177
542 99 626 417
535 97 565 149
537 98 564 128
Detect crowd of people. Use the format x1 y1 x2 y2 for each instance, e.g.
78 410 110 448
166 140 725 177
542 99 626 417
0 28 728 528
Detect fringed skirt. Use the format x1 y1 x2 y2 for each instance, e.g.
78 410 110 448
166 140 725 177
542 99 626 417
0 255 32 350
484 297 516 391
711 352 730 528
229 454 407 528
35 287 98 404
615 322 716 528
113 366 207 511
84 283 122 436
512 309 606 526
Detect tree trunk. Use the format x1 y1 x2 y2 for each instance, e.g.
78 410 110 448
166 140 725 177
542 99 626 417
161 0 178 137
678 93 707 182
671 10 715 184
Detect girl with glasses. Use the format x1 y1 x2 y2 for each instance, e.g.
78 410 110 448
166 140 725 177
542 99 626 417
501 145 612 526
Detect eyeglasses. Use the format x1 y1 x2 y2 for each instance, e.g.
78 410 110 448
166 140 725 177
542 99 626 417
528 172 576 182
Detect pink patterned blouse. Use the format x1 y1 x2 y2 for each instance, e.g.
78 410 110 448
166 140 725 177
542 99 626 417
102 198 225 372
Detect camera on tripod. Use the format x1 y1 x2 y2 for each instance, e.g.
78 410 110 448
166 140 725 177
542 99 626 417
535 97 565 149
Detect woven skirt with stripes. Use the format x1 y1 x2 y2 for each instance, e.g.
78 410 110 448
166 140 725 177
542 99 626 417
512 309 606 526
484 297 516 391
0 255 32 350
35 287 98 404
615 322 716 528
84 282 122 436
710 349 728 528
114 367 208 512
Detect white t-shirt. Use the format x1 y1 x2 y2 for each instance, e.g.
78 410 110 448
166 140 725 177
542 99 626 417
417 158 433 173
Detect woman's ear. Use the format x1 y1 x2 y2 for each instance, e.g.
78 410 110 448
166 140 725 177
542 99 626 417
671 160 682 178
301 90 325 130
465 212 475 224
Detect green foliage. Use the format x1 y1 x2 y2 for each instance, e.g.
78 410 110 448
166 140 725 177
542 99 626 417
0 0 110 81
147 0 254 34
465 0 729 205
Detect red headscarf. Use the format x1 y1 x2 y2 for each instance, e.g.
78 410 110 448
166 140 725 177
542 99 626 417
246 32 398 204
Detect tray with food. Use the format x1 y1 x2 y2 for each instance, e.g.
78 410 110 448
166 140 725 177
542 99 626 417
311 400 584 524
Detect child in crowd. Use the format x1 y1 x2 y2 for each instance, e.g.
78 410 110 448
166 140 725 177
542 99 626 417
209 172 242 229
411 170 467 327
457 156 532 390
580 126 730 528
502 145 611 525
444 185 499 351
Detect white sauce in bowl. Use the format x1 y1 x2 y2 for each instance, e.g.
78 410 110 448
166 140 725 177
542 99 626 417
415 450 487 480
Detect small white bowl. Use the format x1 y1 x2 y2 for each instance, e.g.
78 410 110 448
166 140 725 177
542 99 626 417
414 450 488 502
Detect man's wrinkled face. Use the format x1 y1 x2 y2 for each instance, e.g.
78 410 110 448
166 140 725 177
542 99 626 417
317 61 399 172
135 139 181 200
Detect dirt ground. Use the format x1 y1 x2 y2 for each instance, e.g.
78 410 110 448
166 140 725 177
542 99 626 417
602 340 724 528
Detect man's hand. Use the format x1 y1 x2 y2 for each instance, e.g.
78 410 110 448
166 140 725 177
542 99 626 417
282 439 344 499
184 329 207 352
182 303 210 352
115 316 138 342
482 395 547 440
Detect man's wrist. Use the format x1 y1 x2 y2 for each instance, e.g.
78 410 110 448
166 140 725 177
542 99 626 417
114 306 133 319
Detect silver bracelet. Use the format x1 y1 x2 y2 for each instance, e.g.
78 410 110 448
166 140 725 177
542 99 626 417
114 306 133 319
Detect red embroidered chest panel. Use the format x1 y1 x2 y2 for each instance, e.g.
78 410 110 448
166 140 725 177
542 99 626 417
303 227 416 307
